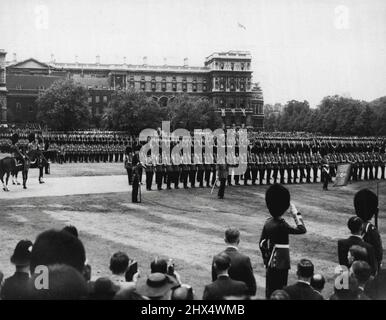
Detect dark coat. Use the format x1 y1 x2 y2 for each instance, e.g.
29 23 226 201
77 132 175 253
283 281 324 300
211 247 256 296
203 275 248 300
1 271 30 300
337 235 377 274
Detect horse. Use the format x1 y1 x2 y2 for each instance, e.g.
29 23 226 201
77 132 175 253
26 149 48 183
0 157 17 191
11 156 30 189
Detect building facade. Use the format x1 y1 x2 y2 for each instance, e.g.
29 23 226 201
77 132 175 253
1 50 264 129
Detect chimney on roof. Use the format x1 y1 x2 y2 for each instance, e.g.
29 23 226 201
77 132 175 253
123 56 126 65
183 57 188 67
163 57 167 66
50 54 55 63
143 56 147 66
12 53 17 63
96 55 100 65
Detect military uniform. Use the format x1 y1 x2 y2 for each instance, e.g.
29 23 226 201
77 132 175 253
145 157 154 191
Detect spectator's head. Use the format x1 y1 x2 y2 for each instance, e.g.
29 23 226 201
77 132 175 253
350 261 372 287
310 274 326 293
171 284 194 300
347 216 363 235
270 290 290 300
265 184 290 218
135 273 176 300
91 277 119 300
28 264 87 300
109 252 129 275
62 225 79 238
354 189 378 222
224 228 240 246
30 230 86 274
296 259 314 282
332 270 359 300
213 253 231 275
151 257 168 274
348 245 368 266
10 239 33 268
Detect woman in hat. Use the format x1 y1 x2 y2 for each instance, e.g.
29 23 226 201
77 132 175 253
1 240 33 300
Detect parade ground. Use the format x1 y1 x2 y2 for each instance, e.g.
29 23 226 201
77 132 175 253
0 162 385 299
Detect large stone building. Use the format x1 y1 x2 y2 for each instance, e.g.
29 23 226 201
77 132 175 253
0 50 264 129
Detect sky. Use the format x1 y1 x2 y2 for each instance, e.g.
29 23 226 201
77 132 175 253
1 0 385 107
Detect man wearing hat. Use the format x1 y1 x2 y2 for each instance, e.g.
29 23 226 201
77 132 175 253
1 240 33 300
135 273 178 300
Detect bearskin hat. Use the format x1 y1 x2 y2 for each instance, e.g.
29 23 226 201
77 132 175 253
28 132 36 143
11 133 19 145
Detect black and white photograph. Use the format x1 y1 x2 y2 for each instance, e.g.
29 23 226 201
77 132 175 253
0 0 385 309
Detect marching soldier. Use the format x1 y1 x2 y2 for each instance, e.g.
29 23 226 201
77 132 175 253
189 157 197 188
196 154 205 188
257 153 265 185
285 153 292 184
357 153 363 181
155 155 164 190
204 154 213 188
292 153 298 184
364 152 370 180
265 153 272 185
145 156 154 191
321 158 330 191
305 153 312 183
279 154 285 184
251 151 258 185
298 153 306 184
272 153 279 184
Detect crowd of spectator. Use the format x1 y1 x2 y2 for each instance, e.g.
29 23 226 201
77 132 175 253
0 186 383 300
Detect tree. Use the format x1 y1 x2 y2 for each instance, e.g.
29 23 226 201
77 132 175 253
166 94 222 131
104 90 165 134
36 79 91 131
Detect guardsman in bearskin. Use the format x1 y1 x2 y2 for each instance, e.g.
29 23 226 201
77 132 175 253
292 153 298 184
284 153 292 184
123 146 133 185
189 155 197 188
242 151 250 186
155 154 164 190
265 152 272 185
145 154 154 191
357 153 363 181
364 152 370 180
349 153 358 182
305 153 312 183
204 153 213 188
171 154 180 189
321 158 330 191
272 153 279 185
311 152 318 183
298 152 305 183
259 184 307 298
374 152 381 180
131 154 145 203
279 154 285 184
379 152 385 180
250 151 258 185
257 153 265 185
196 153 205 188
369 152 375 180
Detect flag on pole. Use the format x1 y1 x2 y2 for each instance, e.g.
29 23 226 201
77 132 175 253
237 22 246 30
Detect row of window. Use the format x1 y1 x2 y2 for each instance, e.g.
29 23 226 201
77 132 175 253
88 95 108 103
14 85 46 90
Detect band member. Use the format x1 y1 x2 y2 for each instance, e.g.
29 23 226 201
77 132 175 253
131 157 145 203
216 161 228 200
259 184 306 298
321 158 330 191
123 146 133 185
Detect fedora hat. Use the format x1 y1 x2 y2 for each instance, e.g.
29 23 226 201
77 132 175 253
10 240 33 266
135 273 177 298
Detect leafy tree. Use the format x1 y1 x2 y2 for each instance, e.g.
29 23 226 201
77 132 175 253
36 79 91 131
166 94 222 131
104 90 165 134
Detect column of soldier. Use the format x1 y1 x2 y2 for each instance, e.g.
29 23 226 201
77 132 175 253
126 137 386 191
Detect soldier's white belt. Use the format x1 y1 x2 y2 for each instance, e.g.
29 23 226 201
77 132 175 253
274 244 289 249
